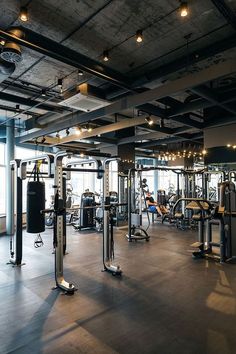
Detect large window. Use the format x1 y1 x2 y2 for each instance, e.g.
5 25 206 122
158 170 179 194
0 144 5 214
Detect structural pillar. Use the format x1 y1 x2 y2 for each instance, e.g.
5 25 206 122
153 158 159 198
6 120 15 235
117 128 135 174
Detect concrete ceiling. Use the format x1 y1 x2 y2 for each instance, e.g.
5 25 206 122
0 0 236 157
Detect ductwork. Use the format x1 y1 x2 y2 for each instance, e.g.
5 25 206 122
0 28 24 64
0 58 15 82
0 27 23 82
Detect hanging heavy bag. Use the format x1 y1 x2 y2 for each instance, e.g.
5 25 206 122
27 180 45 233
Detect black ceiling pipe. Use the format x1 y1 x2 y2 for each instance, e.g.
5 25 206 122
0 26 132 90
0 91 65 113
0 58 15 76
131 34 236 88
211 0 236 31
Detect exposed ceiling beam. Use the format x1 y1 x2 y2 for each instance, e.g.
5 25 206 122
168 88 236 117
18 60 236 143
204 114 236 128
0 26 132 90
169 114 202 129
118 130 167 145
136 133 203 148
0 91 64 113
191 85 236 115
86 136 118 145
40 116 156 146
131 34 236 87
0 104 39 117
211 0 236 31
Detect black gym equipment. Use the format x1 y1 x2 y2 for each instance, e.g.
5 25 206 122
8 160 23 266
78 191 96 230
26 166 45 234
8 155 54 267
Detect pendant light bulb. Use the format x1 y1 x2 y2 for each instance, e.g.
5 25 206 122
19 7 29 22
145 115 154 126
103 50 109 62
180 1 188 17
136 30 143 43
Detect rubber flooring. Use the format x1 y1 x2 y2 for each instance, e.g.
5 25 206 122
0 222 236 354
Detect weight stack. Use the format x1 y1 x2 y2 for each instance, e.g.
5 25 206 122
27 181 45 233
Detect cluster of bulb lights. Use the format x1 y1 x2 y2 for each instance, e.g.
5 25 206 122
121 159 135 164
154 149 207 161
227 144 236 149
102 1 189 61
55 126 93 140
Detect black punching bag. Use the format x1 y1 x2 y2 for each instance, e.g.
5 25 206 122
27 181 45 233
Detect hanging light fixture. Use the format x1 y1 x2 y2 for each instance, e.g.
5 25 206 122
103 50 109 62
57 78 63 93
19 7 29 22
16 104 20 112
78 69 84 76
180 1 188 17
136 30 143 43
41 88 46 97
75 126 82 135
145 115 154 125
160 118 164 128
56 132 61 139
66 128 70 136
0 39 5 46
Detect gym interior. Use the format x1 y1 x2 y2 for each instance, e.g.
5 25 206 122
1 1 236 353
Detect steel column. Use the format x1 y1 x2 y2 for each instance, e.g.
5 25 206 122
6 120 15 235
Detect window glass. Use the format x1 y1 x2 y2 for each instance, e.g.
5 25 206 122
15 146 40 159
0 144 5 165
142 170 154 193
158 170 179 194
0 166 5 214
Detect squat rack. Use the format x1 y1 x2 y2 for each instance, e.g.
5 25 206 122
8 154 54 266
53 152 122 294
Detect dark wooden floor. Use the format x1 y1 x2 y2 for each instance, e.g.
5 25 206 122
1 221 236 354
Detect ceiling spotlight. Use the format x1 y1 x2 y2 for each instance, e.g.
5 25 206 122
78 69 84 76
145 116 154 126
19 7 29 22
75 127 82 135
103 50 109 62
57 78 63 93
0 39 5 46
227 144 231 147
87 126 93 132
41 88 46 97
16 104 20 112
80 152 85 158
66 128 70 136
202 149 207 155
180 1 188 17
136 30 143 43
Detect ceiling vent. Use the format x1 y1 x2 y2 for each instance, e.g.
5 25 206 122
0 42 22 63
58 83 110 112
